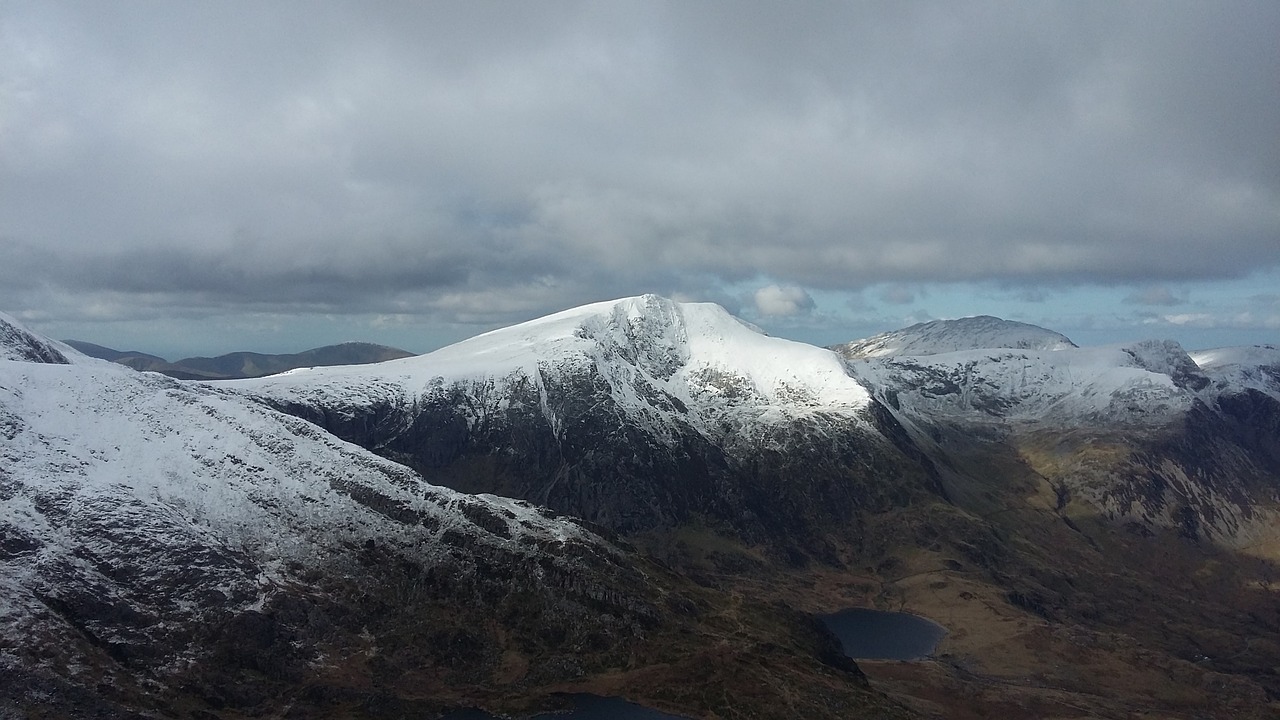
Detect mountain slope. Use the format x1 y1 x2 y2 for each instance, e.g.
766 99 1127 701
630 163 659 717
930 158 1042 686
0 335 641 717
841 334 1280 545
62 339 168 366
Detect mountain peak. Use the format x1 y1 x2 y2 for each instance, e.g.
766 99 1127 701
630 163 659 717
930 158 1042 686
235 294 872 452
833 315 1077 359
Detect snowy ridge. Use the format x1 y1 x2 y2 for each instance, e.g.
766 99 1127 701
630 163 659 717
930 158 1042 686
847 335 1280 546
849 340 1208 427
234 295 872 436
0 312 74 364
0 361 585 565
1191 345 1280 400
0 318 612 675
834 315 1077 359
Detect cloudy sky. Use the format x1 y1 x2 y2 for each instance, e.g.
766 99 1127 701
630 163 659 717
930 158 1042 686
3 1 1278 358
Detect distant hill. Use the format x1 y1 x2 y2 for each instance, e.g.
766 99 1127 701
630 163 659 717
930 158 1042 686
831 315 1077 359
63 340 415 379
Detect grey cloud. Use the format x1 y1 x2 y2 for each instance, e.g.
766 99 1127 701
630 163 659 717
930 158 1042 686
879 285 918 306
1 1 1278 327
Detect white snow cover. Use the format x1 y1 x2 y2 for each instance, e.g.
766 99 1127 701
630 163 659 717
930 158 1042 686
1190 345 1280 400
1190 345 1280 369
234 295 872 432
0 316 601 653
835 315 1077 359
849 341 1207 427
0 360 586 559
0 312 75 364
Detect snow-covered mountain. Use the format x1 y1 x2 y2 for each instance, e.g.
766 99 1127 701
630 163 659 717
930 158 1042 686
847 339 1209 427
6 302 1280 717
223 296 1280 549
241 294 871 435
227 295 924 542
0 313 674 718
832 315 1077 359
1191 344 1280 399
840 324 1280 546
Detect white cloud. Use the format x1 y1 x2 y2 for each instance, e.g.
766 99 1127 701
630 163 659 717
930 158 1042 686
753 284 815 317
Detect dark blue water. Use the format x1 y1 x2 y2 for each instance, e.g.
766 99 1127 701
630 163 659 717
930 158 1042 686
821 608 946 660
444 694 688 719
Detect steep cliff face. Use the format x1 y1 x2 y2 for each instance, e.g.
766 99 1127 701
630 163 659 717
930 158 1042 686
0 311 72 364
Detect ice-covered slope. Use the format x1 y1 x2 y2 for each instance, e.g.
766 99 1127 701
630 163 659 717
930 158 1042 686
0 314 662 717
834 315 1077 359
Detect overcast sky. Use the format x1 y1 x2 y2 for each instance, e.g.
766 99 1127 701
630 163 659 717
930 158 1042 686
3 1 1278 358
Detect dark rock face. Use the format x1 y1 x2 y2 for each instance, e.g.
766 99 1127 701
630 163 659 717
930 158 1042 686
263 361 938 554
1213 388 1280 474
0 466 671 720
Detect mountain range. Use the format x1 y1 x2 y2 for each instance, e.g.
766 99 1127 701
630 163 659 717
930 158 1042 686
63 339 414 380
3 297 1279 719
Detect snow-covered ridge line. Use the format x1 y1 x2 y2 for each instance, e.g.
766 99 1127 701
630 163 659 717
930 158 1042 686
1190 344 1280 401
0 359 590 564
0 312 76 365
0 311 612 616
847 339 1214 427
231 295 873 435
1 311 668 715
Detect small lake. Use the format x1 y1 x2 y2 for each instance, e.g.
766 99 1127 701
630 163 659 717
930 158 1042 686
821 608 947 660
444 694 689 719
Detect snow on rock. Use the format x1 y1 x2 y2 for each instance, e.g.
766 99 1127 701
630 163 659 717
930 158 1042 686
0 331 611 676
233 295 872 436
1191 345 1280 400
0 312 73 365
834 315 1077 359
848 343 1204 428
